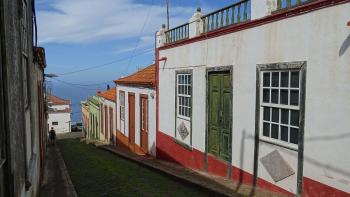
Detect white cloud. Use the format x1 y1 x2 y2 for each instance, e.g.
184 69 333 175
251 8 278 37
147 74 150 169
37 0 197 44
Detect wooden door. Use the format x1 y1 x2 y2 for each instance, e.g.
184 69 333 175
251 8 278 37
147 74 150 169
109 107 113 144
105 106 108 141
140 95 148 153
128 93 135 151
208 72 232 161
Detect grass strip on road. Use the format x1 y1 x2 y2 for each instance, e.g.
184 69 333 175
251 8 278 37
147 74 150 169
57 139 217 197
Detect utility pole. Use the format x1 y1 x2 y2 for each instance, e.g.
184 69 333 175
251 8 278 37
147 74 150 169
166 0 170 29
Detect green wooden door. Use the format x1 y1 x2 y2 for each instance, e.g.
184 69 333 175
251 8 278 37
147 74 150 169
208 72 232 161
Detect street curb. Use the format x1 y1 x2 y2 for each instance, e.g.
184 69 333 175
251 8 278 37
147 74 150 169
94 144 239 197
56 146 78 197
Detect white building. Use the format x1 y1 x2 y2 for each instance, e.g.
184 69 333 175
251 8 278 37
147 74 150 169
156 0 350 196
98 88 117 144
114 64 157 156
47 94 71 133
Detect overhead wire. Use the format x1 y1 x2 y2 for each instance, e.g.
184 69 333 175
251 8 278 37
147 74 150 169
58 47 154 76
126 0 154 69
51 78 101 91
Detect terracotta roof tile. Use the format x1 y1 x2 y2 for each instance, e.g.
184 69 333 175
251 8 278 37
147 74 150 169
114 64 155 87
98 88 116 102
48 94 70 105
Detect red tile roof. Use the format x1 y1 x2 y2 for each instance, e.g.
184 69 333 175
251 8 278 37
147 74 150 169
114 64 155 87
48 94 70 105
98 88 116 102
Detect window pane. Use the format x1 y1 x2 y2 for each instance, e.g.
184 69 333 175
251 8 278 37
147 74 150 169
263 72 270 87
290 128 299 144
290 90 299 106
263 107 270 121
280 89 288 105
263 89 270 103
263 122 270 137
281 126 288 142
291 110 299 126
272 108 279 123
188 75 192 84
281 72 289 87
291 71 299 88
271 124 279 139
272 72 279 87
281 109 289 125
186 97 190 107
271 89 278 104
188 86 192 96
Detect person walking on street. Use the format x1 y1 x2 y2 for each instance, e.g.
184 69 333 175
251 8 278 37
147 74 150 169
49 127 56 146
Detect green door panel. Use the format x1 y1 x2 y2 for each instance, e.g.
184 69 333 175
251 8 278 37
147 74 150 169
208 72 232 162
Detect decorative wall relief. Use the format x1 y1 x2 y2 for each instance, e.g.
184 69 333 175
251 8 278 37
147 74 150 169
177 122 189 140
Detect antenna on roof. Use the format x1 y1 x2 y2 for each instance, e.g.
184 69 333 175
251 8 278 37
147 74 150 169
166 0 170 29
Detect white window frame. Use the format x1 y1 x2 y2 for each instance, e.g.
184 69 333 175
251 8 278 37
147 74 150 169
176 73 192 120
257 62 306 151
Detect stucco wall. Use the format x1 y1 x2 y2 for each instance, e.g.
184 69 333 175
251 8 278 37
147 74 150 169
48 113 71 133
99 98 116 144
158 3 350 194
116 84 157 156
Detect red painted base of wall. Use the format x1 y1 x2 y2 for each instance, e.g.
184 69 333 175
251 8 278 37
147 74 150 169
156 131 204 170
303 177 350 197
156 131 350 197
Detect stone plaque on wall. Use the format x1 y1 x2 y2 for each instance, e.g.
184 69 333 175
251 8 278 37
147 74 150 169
260 150 295 182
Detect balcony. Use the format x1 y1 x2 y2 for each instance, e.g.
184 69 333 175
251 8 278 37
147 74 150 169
202 0 250 33
160 0 323 45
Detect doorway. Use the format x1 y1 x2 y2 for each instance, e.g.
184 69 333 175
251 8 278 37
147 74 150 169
207 71 232 162
140 95 148 153
128 93 135 152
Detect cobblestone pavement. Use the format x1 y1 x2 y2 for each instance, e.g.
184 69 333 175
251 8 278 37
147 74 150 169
40 145 77 197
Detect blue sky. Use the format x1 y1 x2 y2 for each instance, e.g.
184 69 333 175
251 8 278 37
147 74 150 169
37 0 237 121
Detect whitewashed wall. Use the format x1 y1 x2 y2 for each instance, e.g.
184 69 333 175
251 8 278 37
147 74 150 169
116 84 157 156
48 112 71 133
99 97 116 143
158 4 350 194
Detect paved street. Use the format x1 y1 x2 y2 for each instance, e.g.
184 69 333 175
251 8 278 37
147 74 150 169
56 139 223 197
40 145 77 197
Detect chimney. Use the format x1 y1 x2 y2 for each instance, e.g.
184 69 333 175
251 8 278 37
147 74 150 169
107 85 110 90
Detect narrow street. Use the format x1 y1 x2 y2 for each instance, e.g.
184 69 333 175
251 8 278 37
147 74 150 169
54 139 219 197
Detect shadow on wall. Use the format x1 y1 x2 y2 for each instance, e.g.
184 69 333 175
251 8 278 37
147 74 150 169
339 34 350 57
150 142 156 156
304 132 350 142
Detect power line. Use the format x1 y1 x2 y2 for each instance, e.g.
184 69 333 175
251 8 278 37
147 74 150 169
127 0 154 69
58 47 154 76
51 78 101 91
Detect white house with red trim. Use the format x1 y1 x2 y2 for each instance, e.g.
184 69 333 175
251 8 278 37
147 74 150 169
47 94 71 133
114 64 157 156
155 0 350 196
98 88 117 144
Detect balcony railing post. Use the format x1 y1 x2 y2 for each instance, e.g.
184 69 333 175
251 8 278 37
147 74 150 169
156 24 167 48
251 0 276 19
189 7 203 38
